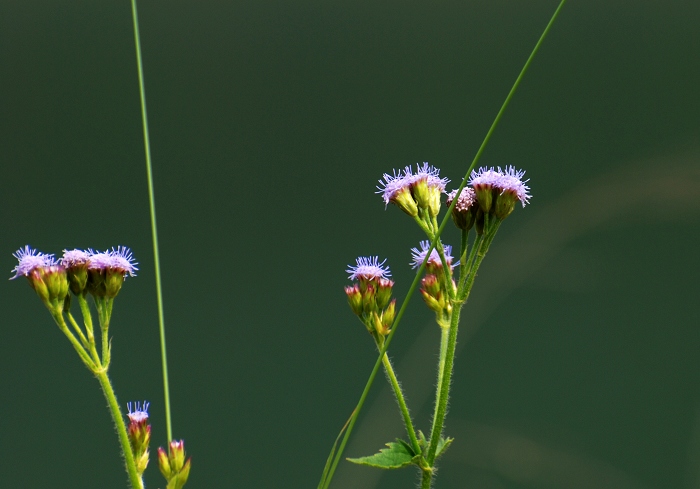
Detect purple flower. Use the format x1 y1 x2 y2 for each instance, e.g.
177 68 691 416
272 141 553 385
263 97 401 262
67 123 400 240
88 247 138 277
497 165 531 206
446 187 477 212
410 240 455 270
376 166 413 206
61 249 91 268
346 256 391 281
109 246 138 276
10 245 56 279
469 166 531 206
409 162 449 193
127 401 150 424
468 167 502 189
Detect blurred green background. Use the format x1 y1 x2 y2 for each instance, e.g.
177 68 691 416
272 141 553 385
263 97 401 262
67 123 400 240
2 1 699 488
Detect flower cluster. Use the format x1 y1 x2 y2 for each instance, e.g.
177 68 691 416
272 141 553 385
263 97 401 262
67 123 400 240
377 163 449 218
10 245 138 312
468 165 530 219
346 164 531 324
410 240 456 273
410 241 456 323
345 256 396 336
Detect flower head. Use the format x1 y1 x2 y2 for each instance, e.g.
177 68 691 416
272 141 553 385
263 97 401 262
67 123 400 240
127 401 151 476
86 247 138 298
409 162 449 192
407 162 449 217
10 246 69 313
468 166 531 217
446 187 478 231
127 401 150 425
468 167 502 189
497 165 531 207
61 249 91 268
346 256 391 281
376 166 419 216
377 166 412 205
446 187 476 212
410 240 455 270
10 246 56 279
88 247 138 277
109 246 138 276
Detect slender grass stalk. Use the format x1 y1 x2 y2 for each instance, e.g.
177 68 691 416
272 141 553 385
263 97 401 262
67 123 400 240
319 1 566 486
130 0 173 442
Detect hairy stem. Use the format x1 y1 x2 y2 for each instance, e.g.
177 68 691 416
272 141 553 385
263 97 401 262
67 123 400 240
379 347 421 455
95 370 143 489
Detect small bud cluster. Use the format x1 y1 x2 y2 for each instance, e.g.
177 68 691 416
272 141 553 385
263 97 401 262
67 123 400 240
377 163 449 218
345 257 396 336
411 241 456 323
127 401 151 476
158 440 192 489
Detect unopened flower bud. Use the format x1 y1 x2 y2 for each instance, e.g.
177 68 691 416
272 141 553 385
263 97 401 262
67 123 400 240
345 284 363 316
420 289 442 313
381 299 396 332
28 269 50 303
159 440 191 489
362 284 376 314
421 274 441 297
29 265 68 315
375 278 394 309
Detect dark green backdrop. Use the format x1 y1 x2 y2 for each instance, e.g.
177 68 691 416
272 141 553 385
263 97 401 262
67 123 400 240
2 1 699 488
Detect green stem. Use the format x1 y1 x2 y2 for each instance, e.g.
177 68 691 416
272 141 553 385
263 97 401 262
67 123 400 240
52 313 96 370
77 294 96 342
130 0 173 442
428 323 450 447
421 468 433 489
65 311 102 365
425 303 462 465
426 225 499 468
64 310 89 348
95 370 143 489
379 349 421 455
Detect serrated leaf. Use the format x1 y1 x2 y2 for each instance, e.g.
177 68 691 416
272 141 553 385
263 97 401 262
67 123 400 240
435 436 454 460
347 439 417 469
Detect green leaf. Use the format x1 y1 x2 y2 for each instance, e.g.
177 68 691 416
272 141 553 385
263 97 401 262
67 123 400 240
347 439 417 469
435 436 454 460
